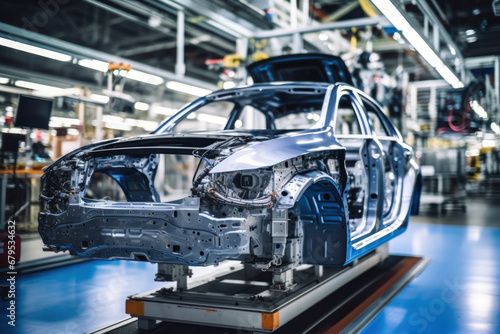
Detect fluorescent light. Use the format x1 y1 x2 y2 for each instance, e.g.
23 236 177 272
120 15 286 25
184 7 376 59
78 59 108 72
134 102 150 111
152 106 177 116
127 69 164 85
15 80 65 95
491 122 500 134
370 0 408 31
90 94 110 104
99 115 158 132
14 81 81 97
370 0 464 88
103 115 123 123
466 36 478 43
465 29 476 36
435 65 464 89
105 123 132 131
78 59 164 86
470 100 487 118
166 81 212 97
148 16 162 28
50 116 81 127
196 113 227 125
402 28 443 68
223 81 236 89
318 33 328 41
136 120 159 131
0 77 9 84
124 118 137 126
0 37 72 62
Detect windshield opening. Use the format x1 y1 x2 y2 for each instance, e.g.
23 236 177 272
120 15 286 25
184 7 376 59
158 86 328 133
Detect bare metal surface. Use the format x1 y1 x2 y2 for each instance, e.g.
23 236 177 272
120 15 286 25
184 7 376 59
38 80 419 272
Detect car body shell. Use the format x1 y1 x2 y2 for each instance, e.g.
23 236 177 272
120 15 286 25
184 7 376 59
38 55 420 269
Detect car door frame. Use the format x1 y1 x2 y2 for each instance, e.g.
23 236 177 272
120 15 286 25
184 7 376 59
328 85 385 243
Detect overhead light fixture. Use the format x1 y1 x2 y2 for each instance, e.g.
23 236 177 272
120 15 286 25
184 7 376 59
126 70 164 86
470 100 488 119
0 77 9 84
136 119 159 131
104 123 132 131
465 29 476 36
77 59 108 72
190 35 211 45
401 28 443 68
134 102 150 111
435 65 464 89
148 16 162 28
0 37 72 62
152 106 177 116
466 36 478 43
90 94 110 104
370 0 464 88
124 118 137 127
14 80 68 96
166 81 212 97
49 116 81 127
491 122 500 134
78 59 164 86
318 33 328 41
15 80 60 91
196 113 227 125
223 81 236 89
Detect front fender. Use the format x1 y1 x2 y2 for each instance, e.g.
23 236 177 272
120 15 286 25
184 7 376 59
210 127 344 173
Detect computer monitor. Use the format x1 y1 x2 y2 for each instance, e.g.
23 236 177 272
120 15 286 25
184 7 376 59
14 95 53 130
1 133 24 153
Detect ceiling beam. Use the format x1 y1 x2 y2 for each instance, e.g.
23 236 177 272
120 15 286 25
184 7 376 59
251 16 389 39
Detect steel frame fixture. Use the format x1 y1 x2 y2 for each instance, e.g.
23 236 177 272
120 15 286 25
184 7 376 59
125 245 389 332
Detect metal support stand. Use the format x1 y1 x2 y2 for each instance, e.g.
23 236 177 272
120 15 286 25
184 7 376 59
124 245 390 333
137 318 156 331
271 266 294 291
155 264 192 291
90 245 430 334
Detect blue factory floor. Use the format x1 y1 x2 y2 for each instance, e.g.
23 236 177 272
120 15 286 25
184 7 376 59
362 222 500 334
2 198 500 334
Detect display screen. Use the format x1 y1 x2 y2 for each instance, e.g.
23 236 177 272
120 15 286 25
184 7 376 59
1 133 24 153
14 95 53 130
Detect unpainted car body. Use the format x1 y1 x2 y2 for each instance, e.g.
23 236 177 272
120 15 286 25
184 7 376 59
39 82 420 269
39 54 420 269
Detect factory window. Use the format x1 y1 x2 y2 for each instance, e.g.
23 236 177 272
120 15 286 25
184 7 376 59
362 98 390 137
234 106 267 129
171 101 235 132
274 108 322 130
334 95 362 136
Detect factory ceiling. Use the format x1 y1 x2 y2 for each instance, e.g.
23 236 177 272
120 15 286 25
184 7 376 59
0 0 498 103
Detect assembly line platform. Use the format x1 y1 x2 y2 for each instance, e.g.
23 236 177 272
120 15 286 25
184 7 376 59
89 247 428 333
